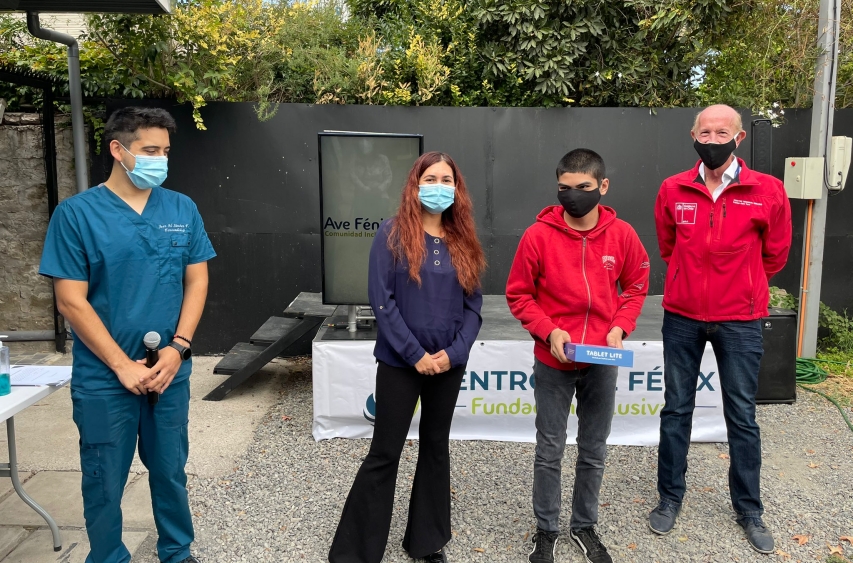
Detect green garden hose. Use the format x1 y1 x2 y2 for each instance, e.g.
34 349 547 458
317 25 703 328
795 358 853 433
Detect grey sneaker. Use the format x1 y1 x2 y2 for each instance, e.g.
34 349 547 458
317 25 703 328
737 516 775 554
529 529 559 563
570 527 612 563
648 502 680 535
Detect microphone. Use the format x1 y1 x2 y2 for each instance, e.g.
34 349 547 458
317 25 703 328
143 331 161 406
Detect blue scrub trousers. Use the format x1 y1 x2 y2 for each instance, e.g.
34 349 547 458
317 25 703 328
71 379 193 563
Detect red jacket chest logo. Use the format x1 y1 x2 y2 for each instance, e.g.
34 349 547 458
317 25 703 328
675 202 697 225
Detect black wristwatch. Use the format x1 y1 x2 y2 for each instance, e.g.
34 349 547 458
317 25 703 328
167 340 192 361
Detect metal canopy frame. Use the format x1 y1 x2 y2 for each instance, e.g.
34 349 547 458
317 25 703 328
0 0 171 347
3 2 172 194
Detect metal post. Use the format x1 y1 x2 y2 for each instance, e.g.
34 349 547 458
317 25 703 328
42 85 67 353
347 305 357 333
798 0 841 358
4 418 62 551
26 12 88 193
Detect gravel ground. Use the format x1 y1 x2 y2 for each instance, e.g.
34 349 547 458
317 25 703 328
136 361 853 563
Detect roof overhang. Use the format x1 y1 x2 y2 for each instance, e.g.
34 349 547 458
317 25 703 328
0 0 171 13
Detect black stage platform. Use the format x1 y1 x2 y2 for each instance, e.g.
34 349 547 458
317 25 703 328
317 295 666 342
212 292 795 404
315 293 794 404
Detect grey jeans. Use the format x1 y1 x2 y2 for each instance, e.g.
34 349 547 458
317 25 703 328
532 358 618 532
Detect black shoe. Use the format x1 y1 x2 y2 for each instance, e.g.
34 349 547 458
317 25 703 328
737 516 775 554
648 501 680 535
570 527 612 563
421 547 447 562
175 557 199 563
529 529 559 563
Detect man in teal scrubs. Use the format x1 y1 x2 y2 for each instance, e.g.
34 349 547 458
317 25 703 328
40 107 215 563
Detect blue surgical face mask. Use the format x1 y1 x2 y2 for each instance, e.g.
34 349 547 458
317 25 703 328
418 184 455 214
120 143 168 189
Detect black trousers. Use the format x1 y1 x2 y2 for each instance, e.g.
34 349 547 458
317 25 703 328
328 360 465 563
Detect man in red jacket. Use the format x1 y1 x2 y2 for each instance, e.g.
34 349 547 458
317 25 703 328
507 149 649 563
649 104 792 554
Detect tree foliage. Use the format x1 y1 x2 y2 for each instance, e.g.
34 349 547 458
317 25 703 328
472 0 735 107
1 0 851 129
349 0 740 107
699 0 853 115
0 1 367 126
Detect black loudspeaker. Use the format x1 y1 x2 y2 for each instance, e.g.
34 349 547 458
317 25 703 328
756 308 798 404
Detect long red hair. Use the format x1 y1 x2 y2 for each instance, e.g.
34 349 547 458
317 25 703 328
388 151 486 294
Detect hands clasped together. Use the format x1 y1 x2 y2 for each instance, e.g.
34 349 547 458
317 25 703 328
414 350 452 376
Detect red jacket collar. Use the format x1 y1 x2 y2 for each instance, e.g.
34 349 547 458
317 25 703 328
675 157 760 192
536 204 617 237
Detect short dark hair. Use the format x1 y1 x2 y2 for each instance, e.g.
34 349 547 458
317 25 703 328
556 148 606 183
103 107 177 148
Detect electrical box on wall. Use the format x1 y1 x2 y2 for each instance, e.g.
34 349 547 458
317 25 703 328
828 136 851 192
784 157 824 199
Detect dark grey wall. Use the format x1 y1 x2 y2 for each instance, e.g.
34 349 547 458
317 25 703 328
767 110 853 315
96 102 853 353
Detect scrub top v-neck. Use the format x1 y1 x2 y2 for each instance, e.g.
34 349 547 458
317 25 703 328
40 185 216 394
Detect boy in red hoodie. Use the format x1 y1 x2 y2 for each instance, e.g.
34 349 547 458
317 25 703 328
507 149 649 563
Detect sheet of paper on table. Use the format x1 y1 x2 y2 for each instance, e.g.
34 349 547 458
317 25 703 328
10 365 72 386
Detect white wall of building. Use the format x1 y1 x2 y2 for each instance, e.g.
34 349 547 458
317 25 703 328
10 13 87 39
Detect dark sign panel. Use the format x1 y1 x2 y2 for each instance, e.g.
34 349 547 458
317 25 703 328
318 132 423 305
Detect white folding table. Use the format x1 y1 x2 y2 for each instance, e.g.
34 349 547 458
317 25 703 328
0 384 65 552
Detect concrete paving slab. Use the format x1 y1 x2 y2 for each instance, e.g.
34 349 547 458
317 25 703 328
3 530 148 563
0 386 78 472
181 357 293 478
0 528 28 560
0 475 21 502
0 356 295 479
120 474 155 529
0 471 83 527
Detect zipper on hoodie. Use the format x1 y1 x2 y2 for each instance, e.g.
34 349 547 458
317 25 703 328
581 237 591 344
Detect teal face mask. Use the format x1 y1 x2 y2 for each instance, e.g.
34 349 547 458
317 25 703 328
120 143 168 189
418 184 456 214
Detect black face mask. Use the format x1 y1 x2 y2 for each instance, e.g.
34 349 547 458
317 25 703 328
558 187 601 218
694 138 737 170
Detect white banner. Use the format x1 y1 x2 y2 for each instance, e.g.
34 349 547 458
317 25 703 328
312 340 727 445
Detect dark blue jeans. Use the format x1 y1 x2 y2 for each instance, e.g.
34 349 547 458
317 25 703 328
658 311 765 518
